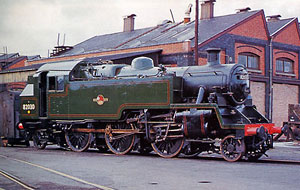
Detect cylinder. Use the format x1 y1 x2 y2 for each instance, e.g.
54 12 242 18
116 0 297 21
175 110 211 138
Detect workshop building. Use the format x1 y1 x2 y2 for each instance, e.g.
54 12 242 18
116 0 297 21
1 0 300 127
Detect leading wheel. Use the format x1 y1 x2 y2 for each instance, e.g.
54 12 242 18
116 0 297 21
105 123 135 155
65 130 92 152
220 135 245 162
33 130 47 149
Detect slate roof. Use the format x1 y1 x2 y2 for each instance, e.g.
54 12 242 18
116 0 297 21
0 53 41 70
27 55 41 61
0 62 44 74
61 10 262 57
63 27 155 55
267 18 295 36
0 56 27 70
0 49 162 74
0 53 19 60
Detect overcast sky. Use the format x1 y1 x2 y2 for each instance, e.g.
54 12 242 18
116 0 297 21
0 0 300 57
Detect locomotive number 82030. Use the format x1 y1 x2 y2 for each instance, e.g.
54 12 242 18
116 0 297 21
22 104 35 111
18 48 282 162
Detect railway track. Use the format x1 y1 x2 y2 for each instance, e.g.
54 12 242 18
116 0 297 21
0 147 299 190
0 154 114 190
0 169 35 190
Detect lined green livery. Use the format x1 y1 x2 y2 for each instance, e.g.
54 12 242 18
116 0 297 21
18 50 281 161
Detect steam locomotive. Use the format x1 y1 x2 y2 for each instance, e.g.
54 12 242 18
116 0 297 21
18 48 281 161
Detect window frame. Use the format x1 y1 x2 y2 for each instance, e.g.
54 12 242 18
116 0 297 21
275 57 294 74
48 76 65 92
238 52 260 70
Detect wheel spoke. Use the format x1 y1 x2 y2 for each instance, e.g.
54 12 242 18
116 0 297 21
151 123 184 158
105 123 135 155
65 126 91 152
152 138 184 158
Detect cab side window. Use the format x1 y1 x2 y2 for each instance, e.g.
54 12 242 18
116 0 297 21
48 76 64 91
49 77 56 91
57 76 64 91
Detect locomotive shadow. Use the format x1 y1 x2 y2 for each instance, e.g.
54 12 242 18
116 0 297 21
17 142 300 165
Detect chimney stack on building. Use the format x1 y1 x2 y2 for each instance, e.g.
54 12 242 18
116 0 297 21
236 7 251 13
184 4 193 23
200 0 216 20
123 14 136 32
267 15 281 22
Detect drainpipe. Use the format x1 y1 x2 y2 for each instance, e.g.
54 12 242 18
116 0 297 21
269 37 273 122
195 0 199 66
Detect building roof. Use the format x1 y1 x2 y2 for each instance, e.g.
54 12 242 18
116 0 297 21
0 62 44 74
0 49 162 74
267 18 295 36
191 10 263 45
60 10 262 57
0 56 27 70
0 53 19 60
63 27 154 56
0 53 41 71
27 55 41 61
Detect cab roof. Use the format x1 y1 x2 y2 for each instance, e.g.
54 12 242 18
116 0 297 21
33 59 83 77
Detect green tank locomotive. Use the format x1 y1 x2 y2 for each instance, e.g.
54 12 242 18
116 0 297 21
18 49 281 161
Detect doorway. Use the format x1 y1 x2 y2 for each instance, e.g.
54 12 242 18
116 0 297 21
39 72 47 117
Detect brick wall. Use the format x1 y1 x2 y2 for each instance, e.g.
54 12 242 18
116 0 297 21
197 50 226 66
273 21 300 46
229 13 268 41
198 57 207 66
273 83 299 127
7 82 26 90
8 58 26 70
250 81 266 116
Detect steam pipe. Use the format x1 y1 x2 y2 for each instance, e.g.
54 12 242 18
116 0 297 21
196 86 205 104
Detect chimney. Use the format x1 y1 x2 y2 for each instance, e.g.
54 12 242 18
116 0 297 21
184 4 193 23
200 0 216 20
206 48 221 66
123 14 136 32
236 7 251 13
267 15 281 22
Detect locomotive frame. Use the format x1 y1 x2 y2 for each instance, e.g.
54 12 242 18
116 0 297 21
18 49 282 162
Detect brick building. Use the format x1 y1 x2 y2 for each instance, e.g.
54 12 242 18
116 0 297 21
0 53 41 90
0 53 27 71
1 0 300 127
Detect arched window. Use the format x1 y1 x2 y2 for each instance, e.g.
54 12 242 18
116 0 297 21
238 52 259 70
276 58 294 73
